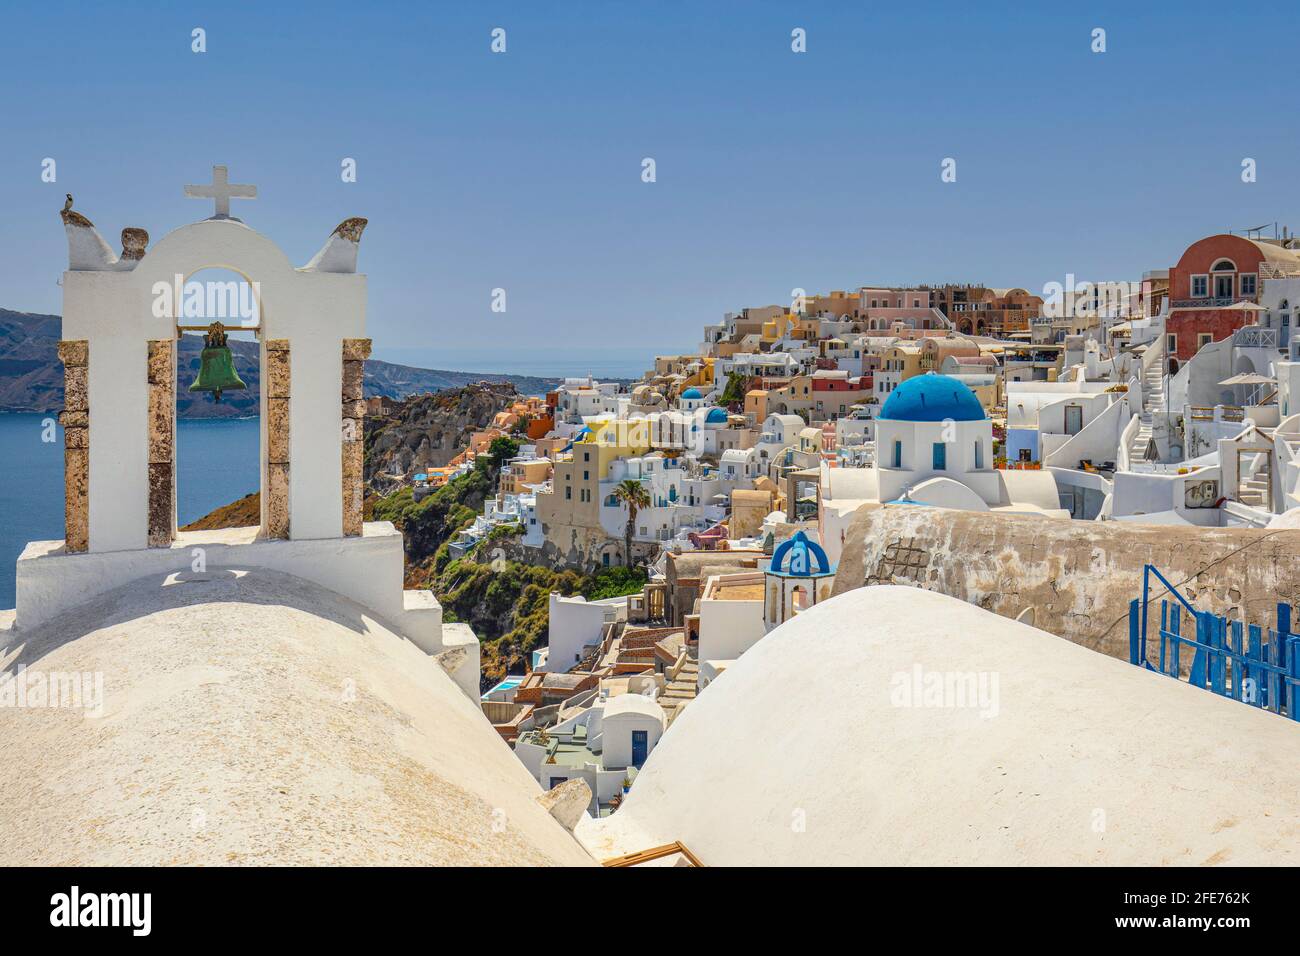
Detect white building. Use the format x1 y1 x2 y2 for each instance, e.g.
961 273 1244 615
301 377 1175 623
547 593 619 672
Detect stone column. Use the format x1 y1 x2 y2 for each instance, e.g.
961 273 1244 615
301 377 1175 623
147 339 175 547
58 340 90 553
342 338 371 536
265 339 291 539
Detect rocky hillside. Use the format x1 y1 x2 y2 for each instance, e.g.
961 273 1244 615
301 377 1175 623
180 492 261 531
0 310 63 412
365 382 521 485
180 427 647 690
0 309 560 416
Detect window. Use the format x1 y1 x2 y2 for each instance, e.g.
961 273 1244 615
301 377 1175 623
1191 275 1208 297
974 440 984 470
565 487 571 500
1167 333 1177 353
932 442 946 470
1198 332 1213 350
1240 274 1257 296
892 440 902 468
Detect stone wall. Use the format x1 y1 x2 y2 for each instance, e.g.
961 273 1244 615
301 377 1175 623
146 339 175 547
534 523 657 574
832 503 1300 663
58 340 89 553
342 338 370 536
264 339 290 539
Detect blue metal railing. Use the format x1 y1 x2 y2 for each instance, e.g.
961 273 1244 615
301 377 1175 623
1130 564 1299 721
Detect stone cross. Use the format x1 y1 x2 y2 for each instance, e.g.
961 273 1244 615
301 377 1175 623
184 165 257 220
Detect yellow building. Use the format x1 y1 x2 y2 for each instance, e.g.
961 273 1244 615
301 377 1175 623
678 356 715 393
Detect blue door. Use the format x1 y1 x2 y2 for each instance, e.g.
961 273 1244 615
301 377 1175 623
631 730 648 767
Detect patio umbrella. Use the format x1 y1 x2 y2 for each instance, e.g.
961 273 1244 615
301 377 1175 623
1218 373 1275 386
1218 372 1276 405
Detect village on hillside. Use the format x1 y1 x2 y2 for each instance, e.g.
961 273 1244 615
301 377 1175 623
360 234 1300 822
4 0 1300 892
3 175 1298 879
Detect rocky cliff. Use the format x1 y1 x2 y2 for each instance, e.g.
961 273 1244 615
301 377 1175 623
364 382 521 486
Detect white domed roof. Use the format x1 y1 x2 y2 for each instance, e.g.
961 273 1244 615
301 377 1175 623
604 692 665 722
578 586 1300 865
0 568 594 866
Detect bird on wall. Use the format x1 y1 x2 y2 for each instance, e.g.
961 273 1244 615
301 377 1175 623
59 193 94 229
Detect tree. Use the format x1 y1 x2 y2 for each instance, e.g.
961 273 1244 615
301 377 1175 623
719 371 751 409
612 478 651 568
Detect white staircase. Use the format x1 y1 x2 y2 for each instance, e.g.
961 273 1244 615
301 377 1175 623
1127 359 1165 463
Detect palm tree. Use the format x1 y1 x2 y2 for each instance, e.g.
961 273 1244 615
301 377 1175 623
612 478 650 567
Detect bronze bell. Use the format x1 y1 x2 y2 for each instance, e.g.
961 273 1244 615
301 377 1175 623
189 322 247 402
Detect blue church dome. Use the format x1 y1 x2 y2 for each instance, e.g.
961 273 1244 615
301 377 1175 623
879 373 985 422
680 387 703 400
704 407 728 424
768 531 834 578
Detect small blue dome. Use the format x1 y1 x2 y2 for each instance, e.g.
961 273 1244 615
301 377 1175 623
681 387 703 400
880 373 985 422
705 407 728 424
768 531 834 578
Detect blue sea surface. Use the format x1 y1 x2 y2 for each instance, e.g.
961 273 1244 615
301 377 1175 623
0 414 260 609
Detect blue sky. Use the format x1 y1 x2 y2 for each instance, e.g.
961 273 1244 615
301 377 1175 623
1 1 1296 376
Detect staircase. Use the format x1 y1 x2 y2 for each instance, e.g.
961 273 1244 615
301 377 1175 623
1237 440 1274 510
1127 360 1165 463
659 656 699 724
1238 475 1269 507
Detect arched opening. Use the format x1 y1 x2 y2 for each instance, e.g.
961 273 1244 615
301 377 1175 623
791 584 809 613
175 267 263 534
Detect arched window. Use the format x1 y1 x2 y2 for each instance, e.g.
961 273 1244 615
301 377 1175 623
1210 258 1237 271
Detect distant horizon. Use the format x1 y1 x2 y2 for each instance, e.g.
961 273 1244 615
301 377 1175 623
371 345 657 381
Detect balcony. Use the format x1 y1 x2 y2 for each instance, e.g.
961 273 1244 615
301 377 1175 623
1170 297 1245 309
1233 326 1278 348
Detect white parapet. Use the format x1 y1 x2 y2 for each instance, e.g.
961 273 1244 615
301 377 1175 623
439 623 483 703
12 521 453 656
